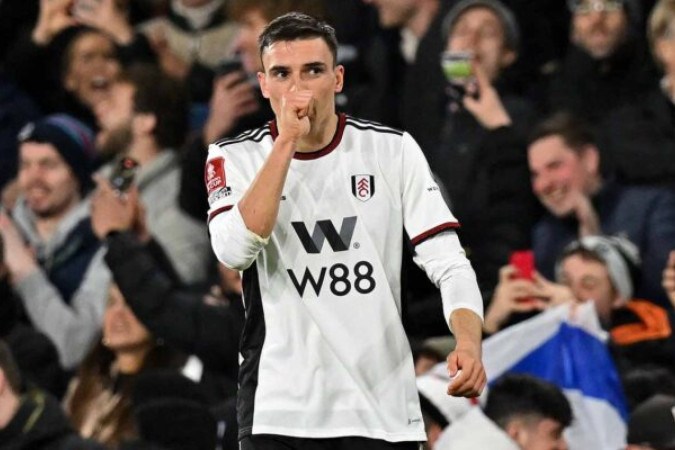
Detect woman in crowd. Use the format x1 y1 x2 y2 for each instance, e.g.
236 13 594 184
64 284 184 448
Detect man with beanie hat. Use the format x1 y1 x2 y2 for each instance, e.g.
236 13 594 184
424 0 537 301
0 113 111 370
547 0 658 122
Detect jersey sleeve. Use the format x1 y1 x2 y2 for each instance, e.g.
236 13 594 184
205 143 245 224
400 132 459 246
205 143 269 270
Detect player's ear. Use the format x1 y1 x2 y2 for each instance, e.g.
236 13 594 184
258 72 270 99
334 65 344 94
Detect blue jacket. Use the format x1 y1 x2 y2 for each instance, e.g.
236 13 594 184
533 181 675 306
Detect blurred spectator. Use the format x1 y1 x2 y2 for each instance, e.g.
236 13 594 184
0 114 110 370
665 250 675 309
0 339 104 450
527 112 675 305
138 0 238 102
4 0 154 130
95 64 212 285
0 260 68 398
435 374 572 450
547 0 658 122
627 394 675 450
601 0 675 186
363 0 451 149
64 284 185 448
124 371 221 450
485 235 675 371
429 0 538 297
0 75 41 191
90 178 243 398
178 0 325 221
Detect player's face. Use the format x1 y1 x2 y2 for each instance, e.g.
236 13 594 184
528 136 598 218
18 142 81 219
64 31 121 109
363 0 417 29
559 254 619 325
258 38 344 127
571 0 628 59
512 418 568 450
445 7 516 82
103 284 153 353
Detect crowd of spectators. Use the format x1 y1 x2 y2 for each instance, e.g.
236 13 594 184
0 0 674 449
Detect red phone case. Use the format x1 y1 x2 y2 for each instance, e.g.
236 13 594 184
509 250 534 281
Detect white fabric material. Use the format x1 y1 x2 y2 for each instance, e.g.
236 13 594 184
206 116 482 442
416 373 473 424
414 232 484 329
209 204 269 270
171 0 225 30
434 408 519 450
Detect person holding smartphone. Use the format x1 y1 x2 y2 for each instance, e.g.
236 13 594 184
0 114 110 370
426 0 539 299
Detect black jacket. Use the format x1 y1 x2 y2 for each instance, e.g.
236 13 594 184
601 87 675 186
104 232 243 385
0 390 104 450
429 91 539 297
547 36 658 122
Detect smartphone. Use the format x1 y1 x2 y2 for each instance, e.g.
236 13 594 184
441 51 474 86
109 157 139 192
509 250 535 281
215 57 245 79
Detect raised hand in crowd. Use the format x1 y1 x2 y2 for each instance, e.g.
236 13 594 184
32 0 78 45
483 265 548 334
147 25 190 80
0 209 38 284
462 60 512 130
664 250 675 310
71 0 134 45
203 72 260 144
90 175 149 243
570 189 601 237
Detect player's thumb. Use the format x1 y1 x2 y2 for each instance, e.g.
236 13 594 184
447 352 460 377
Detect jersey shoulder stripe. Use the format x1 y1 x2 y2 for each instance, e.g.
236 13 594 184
213 124 271 148
345 116 404 136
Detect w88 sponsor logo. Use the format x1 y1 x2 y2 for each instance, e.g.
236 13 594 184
287 216 377 297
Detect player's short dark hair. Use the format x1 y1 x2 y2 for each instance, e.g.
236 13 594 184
0 340 22 394
528 111 597 154
484 374 573 430
258 12 338 68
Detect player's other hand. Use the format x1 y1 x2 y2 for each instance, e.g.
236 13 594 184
278 88 313 143
446 343 486 398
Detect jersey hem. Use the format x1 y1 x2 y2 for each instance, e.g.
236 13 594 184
240 425 426 442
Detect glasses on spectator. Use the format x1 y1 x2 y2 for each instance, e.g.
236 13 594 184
568 0 623 14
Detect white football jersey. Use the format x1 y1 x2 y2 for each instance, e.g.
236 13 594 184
206 114 460 442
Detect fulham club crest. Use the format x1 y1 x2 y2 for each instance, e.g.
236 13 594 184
351 174 375 202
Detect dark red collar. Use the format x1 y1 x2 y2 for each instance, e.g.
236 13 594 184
269 113 346 160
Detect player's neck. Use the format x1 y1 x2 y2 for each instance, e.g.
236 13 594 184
295 113 338 153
